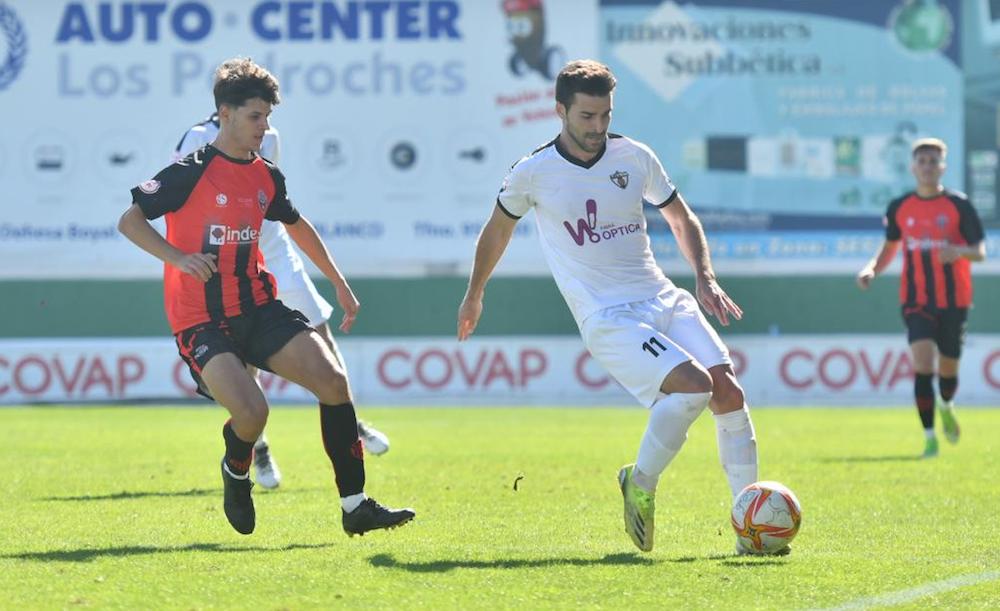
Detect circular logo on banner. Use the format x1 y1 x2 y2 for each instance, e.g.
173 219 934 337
0 3 28 91
890 0 953 52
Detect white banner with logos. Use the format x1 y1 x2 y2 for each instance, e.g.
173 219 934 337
1 335 997 406
0 0 596 279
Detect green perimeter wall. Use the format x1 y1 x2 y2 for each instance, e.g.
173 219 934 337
4 276 999 338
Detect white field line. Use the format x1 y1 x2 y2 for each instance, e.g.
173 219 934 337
814 570 1000 610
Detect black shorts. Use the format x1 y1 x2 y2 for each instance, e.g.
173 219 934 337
901 304 968 359
175 300 313 400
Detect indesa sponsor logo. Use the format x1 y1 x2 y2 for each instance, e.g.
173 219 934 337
562 199 642 246
905 237 949 250
208 224 259 246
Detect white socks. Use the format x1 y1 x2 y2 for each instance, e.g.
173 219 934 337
633 392 712 492
341 493 367 513
713 406 758 500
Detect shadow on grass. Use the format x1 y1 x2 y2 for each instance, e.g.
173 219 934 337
41 487 323 502
669 554 733 563
369 552 656 572
719 558 789 567
3 542 335 563
817 454 922 463
669 554 788 567
40 488 217 501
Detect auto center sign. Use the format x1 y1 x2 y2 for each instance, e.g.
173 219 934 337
1 335 997 406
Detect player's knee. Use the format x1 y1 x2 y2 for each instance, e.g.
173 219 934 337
314 368 351 404
711 376 745 413
707 365 745 412
247 397 270 428
660 360 713 395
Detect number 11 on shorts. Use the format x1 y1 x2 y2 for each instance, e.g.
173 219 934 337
642 336 667 357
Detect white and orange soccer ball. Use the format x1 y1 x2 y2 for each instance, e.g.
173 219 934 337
731 481 802 555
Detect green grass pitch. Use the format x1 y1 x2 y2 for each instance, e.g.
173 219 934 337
1 406 997 609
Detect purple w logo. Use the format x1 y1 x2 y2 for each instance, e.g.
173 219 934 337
563 199 600 246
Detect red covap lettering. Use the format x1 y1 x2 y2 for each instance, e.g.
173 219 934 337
779 347 912 391
0 353 145 398
377 347 547 390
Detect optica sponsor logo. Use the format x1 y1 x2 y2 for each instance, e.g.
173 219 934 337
563 199 642 246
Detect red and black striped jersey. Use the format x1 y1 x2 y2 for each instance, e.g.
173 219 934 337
884 189 984 308
130 145 301 333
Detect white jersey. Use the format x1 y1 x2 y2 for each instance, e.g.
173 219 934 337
497 134 678 326
172 114 332 326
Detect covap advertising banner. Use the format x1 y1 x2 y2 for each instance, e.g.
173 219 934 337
0 0 596 279
1 335 998 405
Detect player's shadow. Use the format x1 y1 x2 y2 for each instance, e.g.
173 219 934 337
2 542 336 563
668 554 786 567
40 488 217 501
718 558 790 567
41 487 319 502
369 552 655 573
818 454 922 464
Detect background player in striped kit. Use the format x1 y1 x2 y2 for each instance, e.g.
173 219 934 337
857 138 986 458
119 57 413 536
172 113 391 490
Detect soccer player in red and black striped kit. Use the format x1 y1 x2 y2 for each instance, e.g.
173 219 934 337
118 58 414 535
857 138 986 458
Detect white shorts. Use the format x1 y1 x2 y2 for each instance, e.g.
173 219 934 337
276 278 334 328
579 288 732 408
260 221 333 328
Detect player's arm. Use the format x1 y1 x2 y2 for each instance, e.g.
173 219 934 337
117 204 217 281
940 241 986 264
458 206 519 340
659 192 743 326
284 216 359 333
857 239 901 289
941 195 987 264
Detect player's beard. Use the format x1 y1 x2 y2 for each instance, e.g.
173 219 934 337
567 124 606 155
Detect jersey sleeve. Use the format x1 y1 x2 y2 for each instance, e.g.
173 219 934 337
496 158 533 219
883 195 906 241
264 164 302 224
953 194 985 244
130 161 203 219
638 142 677 207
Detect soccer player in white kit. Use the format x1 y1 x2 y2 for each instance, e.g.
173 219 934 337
173 113 391 488
458 60 761 554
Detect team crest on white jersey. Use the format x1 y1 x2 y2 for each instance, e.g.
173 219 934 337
610 170 629 189
139 180 160 194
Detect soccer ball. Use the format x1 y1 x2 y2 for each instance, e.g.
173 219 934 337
731 481 802 555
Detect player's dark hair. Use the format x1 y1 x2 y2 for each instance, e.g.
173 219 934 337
555 60 616 109
213 57 281 110
911 137 947 159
